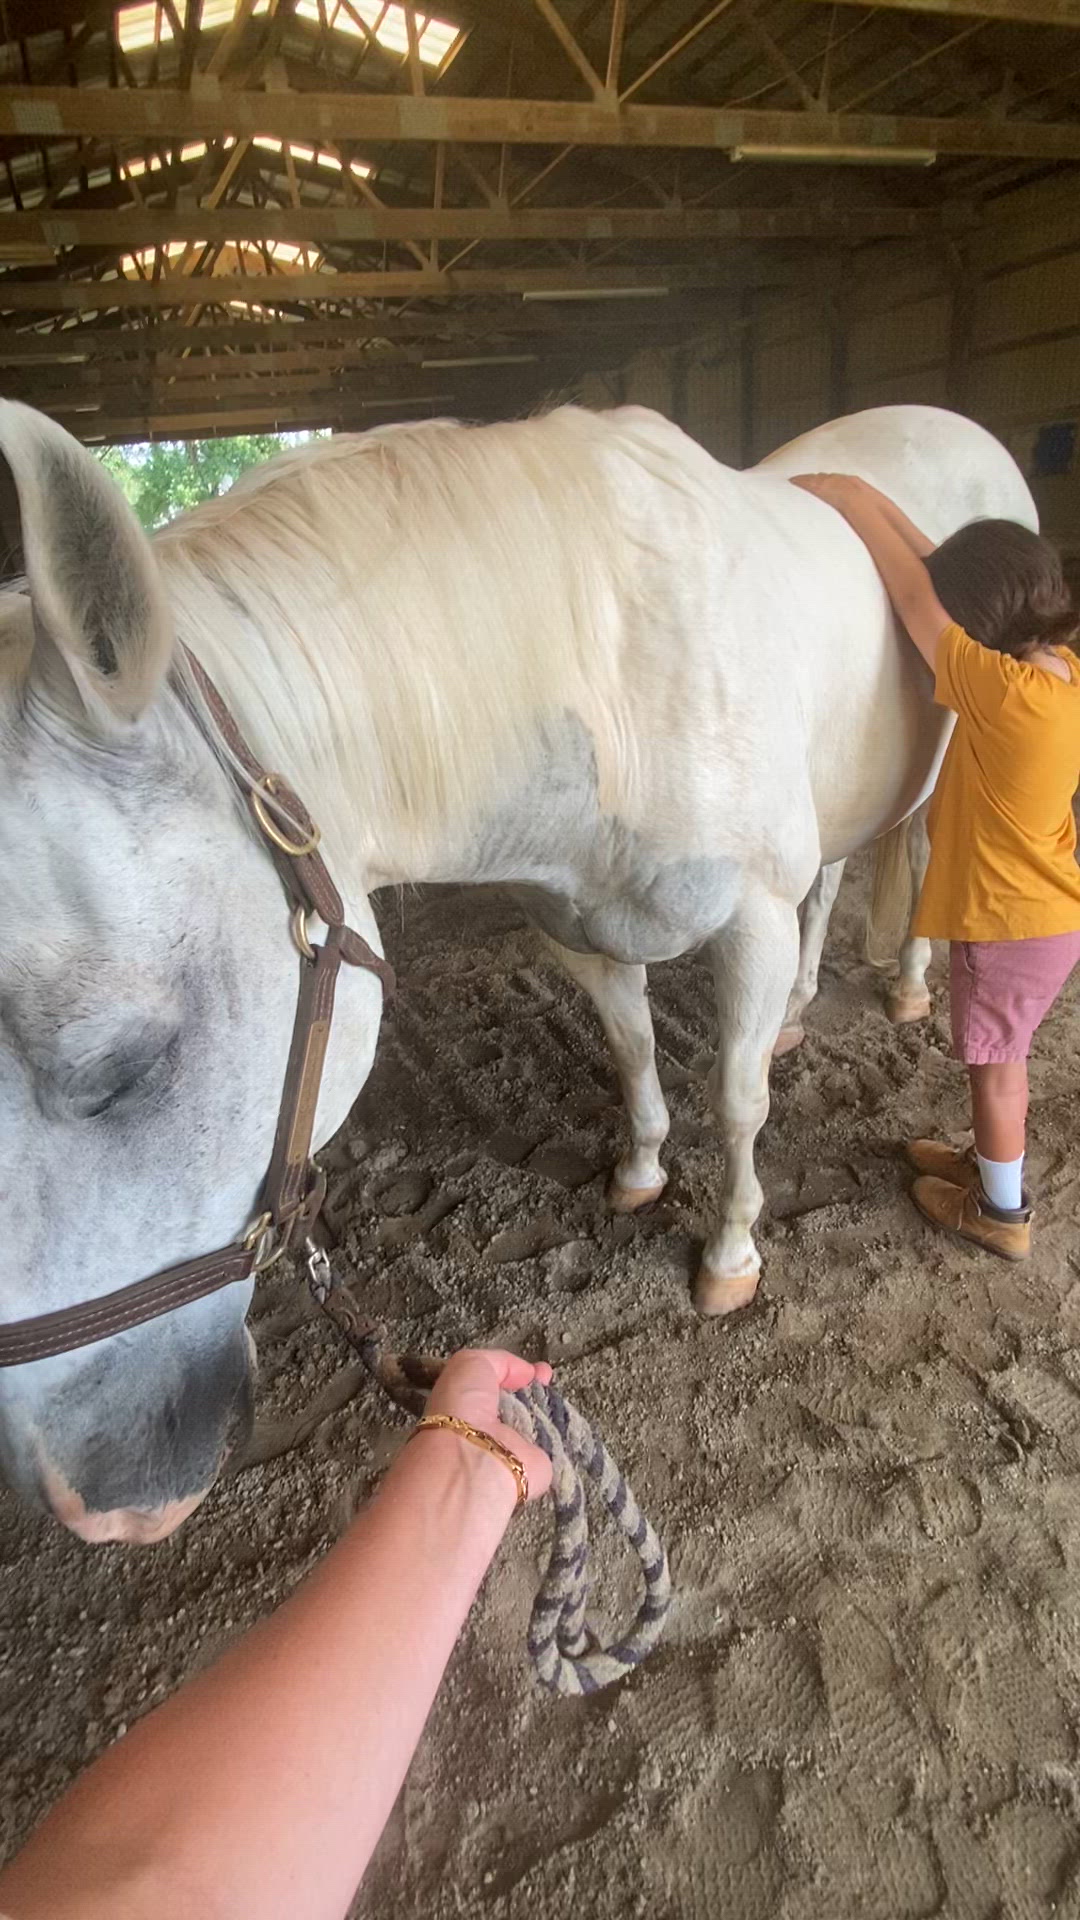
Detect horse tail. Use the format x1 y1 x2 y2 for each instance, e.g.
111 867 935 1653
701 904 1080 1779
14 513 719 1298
864 818 913 970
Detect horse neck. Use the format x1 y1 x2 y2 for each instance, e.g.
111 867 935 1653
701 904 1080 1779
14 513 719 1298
161 548 547 903
153 411 651 900
163 606 384 900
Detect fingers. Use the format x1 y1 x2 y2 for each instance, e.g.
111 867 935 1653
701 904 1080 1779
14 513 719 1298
457 1349 552 1394
428 1348 553 1412
423 1349 557 1501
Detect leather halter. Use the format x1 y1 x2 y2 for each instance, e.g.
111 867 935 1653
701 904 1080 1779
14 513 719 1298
0 650 394 1369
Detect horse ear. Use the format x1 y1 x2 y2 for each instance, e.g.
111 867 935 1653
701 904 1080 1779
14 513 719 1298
0 400 172 727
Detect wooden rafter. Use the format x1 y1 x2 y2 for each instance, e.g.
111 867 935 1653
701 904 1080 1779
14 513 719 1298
5 202 970 244
0 304 724 360
619 0 739 104
0 262 800 311
41 401 466 438
206 0 264 78
404 5 425 97
606 0 627 96
794 0 1080 25
4 89 1080 159
529 0 606 100
736 0 819 108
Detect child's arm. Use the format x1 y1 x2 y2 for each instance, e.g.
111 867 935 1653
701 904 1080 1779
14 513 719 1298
791 473 953 670
830 476 937 558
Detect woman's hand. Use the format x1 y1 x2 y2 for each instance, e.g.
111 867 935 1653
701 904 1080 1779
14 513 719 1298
425 1348 554 1500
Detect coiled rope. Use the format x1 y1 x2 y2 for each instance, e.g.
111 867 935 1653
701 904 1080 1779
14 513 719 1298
307 1248 673 1696
500 1379 672 1695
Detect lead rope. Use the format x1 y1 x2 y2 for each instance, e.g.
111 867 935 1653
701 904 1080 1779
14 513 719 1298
306 1246 672 1696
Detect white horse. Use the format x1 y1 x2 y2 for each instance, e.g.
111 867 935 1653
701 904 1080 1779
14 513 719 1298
0 399 1034 1542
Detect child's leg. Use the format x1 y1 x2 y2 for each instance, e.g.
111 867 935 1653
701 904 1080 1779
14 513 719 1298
969 1060 1028 1209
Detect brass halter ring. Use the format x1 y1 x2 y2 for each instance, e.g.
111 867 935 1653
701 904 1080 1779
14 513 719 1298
291 904 317 961
242 1211 286 1274
250 773 322 858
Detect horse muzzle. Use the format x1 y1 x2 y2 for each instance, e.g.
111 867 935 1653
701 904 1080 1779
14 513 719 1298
39 1468 210 1544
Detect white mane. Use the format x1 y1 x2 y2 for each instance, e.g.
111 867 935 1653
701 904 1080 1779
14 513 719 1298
154 407 668 880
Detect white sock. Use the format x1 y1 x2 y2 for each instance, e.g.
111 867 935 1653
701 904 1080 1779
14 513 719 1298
976 1152 1024 1211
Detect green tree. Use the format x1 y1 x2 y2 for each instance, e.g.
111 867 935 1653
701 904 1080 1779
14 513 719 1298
98 432 320 531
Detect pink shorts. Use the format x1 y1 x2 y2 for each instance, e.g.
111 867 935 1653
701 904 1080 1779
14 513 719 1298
950 933 1080 1064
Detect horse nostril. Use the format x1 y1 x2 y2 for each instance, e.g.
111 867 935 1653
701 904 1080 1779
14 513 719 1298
62 1496 208 1545
39 1466 209 1544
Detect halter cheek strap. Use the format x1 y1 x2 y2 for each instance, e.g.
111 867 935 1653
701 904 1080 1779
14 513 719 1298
0 648 394 1369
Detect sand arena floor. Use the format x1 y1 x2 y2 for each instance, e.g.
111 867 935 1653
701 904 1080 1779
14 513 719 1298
3 854 1080 1918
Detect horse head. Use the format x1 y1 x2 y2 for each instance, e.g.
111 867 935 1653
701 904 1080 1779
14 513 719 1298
0 402 384 1543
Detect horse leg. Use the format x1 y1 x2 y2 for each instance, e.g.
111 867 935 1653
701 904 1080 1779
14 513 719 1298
888 802 932 1024
541 938 670 1210
775 858 845 1055
697 889 800 1317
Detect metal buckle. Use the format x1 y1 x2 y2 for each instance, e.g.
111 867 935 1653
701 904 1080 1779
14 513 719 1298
242 1212 286 1274
250 774 322 859
291 904 317 961
305 1240 332 1304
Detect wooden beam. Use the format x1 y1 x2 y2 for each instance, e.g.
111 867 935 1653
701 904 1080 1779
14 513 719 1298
24 371 484 412
3 88 1080 158
20 364 592 418
11 343 599 394
202 136 251 210
429 141 446 260
12 348 425 388
206 0 263 78
736 0 819 108
795 0 1080 27
61 402 452 437
404 5 426 97
5 203 964 246
620 1 739 103
529 0 606 100
606 0 627 95
39 388 535 439
0 263 797 312
0 302 726 360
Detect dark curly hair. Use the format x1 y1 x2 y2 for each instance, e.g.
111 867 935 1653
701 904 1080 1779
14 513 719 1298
926 518 1078 659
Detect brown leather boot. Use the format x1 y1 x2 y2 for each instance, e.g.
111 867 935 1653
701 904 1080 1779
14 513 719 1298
905 1139 978 1187
912 1175 1033 1261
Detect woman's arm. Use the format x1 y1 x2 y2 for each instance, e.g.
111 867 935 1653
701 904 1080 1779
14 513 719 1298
791 473 953 670
0 1349 553 1920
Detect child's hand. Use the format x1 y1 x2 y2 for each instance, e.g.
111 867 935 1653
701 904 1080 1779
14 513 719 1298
790 472 866 512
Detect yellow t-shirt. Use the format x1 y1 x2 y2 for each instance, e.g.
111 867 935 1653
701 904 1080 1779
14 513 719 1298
912 623 1080 942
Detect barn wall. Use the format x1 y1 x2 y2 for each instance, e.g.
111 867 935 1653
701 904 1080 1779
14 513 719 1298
576 174 1080 555
0 454 21 582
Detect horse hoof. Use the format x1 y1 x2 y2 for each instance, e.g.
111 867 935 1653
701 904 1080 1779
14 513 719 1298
888 989 931 1025
773 1023 805 1058
693 1263 761 1318
608 1177 666 1214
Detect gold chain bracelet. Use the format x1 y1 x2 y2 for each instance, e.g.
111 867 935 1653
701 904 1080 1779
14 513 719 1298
410 1413 528 1507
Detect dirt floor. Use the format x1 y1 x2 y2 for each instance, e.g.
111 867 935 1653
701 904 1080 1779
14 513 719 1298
3 854 1080 1918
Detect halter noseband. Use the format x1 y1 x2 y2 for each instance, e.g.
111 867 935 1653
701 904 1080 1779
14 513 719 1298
0 650 394 1370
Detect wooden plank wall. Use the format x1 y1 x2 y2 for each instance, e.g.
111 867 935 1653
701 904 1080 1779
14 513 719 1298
579 173 1080 553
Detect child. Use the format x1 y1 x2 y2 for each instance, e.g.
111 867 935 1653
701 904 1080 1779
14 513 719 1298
791 473 1080 1260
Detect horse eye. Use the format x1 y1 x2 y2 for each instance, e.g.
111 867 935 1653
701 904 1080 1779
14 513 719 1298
79 1058 157 1118
52 1019 180 1122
